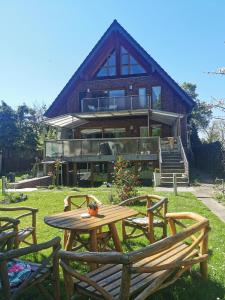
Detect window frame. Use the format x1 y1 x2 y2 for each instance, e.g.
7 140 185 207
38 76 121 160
96 50 116 78
120 46 146 76
151 86 162 110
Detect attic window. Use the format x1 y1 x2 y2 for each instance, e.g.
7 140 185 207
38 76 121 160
121 46 146 75
96 51 116 77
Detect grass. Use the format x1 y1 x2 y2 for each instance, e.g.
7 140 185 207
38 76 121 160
0 186 225 300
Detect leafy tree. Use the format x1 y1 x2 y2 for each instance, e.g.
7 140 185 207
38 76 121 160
0 101 19 154
113 156 139 201
15 104 38 153
181 82 212 131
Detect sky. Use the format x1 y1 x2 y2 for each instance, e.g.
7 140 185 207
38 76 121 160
0 0 224 115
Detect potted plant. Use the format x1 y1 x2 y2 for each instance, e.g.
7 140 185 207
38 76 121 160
88 201 99 216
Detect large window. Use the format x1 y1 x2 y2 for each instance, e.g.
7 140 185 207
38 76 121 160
140 127 148 137
80 129 102 139
103 128 126 138
97 51 116 77
152 86 161 109
121 46 146 75
138 87 148 108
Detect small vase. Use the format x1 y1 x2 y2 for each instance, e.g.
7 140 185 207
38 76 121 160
88 207 99 216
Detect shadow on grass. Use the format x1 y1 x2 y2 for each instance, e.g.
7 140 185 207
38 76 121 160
148 272 225 300
16 270 225 300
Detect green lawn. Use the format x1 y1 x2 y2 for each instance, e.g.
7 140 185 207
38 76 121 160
1 186 225 300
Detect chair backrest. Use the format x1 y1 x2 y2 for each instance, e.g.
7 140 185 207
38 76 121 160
59 212 210 300
0 217 20 250
0 231 16 252
64 194 102 212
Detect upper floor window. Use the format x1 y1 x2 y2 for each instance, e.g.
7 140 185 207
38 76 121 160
96 51 116 77
121 46 146 75
152 86 161 109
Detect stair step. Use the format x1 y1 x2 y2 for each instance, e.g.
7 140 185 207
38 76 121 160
161 173 184 177
161 177 189 183
160 182 189 187
162 164 184 168
162 159 184 164
161 169 185 173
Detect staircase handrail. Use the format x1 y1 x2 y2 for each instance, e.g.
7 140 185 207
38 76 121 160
178 136 189 180
158 137 162 174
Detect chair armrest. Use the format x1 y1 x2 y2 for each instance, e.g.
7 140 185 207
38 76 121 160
0 207 38 213
166 212 209 224
59 250 128 265
147 198 168 213
0 237 61 261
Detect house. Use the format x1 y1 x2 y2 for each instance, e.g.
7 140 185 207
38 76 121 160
43 20 195 187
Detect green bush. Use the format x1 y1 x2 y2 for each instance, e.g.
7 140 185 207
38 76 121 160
113 156 139 202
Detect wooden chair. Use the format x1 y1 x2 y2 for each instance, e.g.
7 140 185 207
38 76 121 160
64 194 102 212
0 217 20 250
64 194 112 251
59 212 210 300
0 206 38 248
120 195 168 244
0 234 61 300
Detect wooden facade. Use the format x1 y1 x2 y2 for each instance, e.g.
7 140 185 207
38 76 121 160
43 20 194 186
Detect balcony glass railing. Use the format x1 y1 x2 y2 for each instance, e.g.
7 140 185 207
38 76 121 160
44 137 159 160
81 95 150 113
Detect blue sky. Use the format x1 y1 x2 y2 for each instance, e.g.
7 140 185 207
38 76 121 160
0 0 224 114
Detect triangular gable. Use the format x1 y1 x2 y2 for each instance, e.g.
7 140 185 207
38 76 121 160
45 20 195 117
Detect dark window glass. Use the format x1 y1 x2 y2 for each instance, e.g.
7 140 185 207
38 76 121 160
97 51 116 77
120 46 146 75
152 86 161 109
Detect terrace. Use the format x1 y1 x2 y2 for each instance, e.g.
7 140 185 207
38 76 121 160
81 95 150 113
44 136 159 162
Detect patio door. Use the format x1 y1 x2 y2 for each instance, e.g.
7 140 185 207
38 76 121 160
138 88 147 108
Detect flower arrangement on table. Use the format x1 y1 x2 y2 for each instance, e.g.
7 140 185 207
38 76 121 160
88 201 99 216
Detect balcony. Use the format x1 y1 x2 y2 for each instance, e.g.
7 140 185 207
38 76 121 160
44 137 159 162
81 95 150 113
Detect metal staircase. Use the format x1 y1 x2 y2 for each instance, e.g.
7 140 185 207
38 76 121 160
159 137 189 187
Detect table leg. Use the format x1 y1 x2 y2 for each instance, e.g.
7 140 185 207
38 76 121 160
65 230 75 251
109 222 123 252
90 229 98 270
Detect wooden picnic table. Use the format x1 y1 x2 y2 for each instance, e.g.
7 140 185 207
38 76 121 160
44 204 138 254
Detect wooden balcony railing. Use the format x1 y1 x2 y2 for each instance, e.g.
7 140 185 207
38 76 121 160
81 95 150 113
44 137 159 162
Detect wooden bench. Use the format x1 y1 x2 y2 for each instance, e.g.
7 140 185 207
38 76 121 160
59 212 210 300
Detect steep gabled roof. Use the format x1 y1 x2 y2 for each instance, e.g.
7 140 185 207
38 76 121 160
45 20 195 117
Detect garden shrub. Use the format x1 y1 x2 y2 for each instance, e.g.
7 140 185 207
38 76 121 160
113 156 139 202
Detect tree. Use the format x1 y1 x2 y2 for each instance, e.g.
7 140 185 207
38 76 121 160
0 101 19 154
15 104 38 153
203 120 225 146
206 41 225 116
181 82 212 132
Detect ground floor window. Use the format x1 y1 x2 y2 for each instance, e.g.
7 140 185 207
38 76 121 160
140 126 148 137
103 128 126 138
80 128 103 139
151 125 162 137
